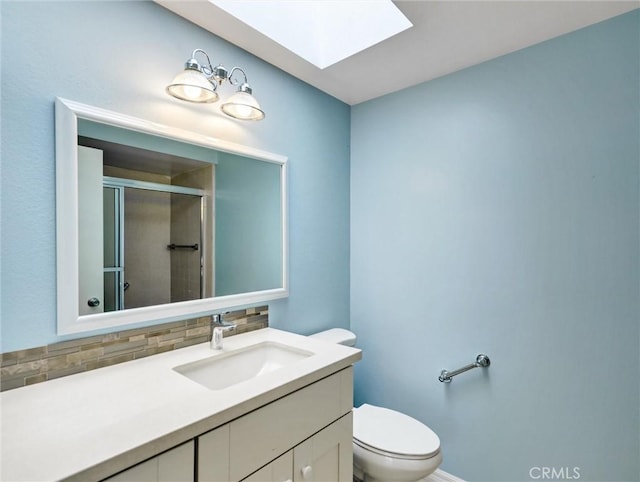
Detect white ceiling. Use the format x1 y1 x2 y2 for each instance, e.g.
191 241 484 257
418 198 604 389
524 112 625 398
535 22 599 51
156 1 639 105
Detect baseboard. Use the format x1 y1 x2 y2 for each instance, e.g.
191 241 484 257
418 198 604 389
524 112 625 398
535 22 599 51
425 468 466 482
354 467 465 482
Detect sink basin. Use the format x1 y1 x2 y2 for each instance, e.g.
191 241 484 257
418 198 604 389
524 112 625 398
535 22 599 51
173 341 313 390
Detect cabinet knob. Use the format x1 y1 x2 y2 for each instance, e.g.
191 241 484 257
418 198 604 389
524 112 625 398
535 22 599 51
301 465 313 480
87 297 100 307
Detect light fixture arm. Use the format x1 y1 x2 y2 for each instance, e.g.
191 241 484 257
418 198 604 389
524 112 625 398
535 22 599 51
188 49 215 77
228 67 253 95
184 50 239 91
228 67 248 86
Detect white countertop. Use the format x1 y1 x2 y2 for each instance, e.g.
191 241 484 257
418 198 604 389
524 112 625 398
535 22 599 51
0 328 361 481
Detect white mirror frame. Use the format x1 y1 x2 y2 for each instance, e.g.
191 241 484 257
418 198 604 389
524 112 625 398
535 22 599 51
55 97 288 335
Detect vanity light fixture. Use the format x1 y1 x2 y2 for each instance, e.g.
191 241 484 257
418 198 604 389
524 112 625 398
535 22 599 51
166 48 265 121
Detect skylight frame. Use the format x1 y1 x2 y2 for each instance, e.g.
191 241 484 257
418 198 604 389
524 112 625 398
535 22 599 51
210 0 413 69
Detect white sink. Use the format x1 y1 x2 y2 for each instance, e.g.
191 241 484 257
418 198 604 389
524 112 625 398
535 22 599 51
173 341 313 390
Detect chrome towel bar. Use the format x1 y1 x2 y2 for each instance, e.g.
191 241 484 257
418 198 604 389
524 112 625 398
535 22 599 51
438 354 490 383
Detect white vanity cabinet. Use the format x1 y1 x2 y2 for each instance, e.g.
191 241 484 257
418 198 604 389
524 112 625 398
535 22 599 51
0 328 362 482
199 368 353 482
104 441 194 482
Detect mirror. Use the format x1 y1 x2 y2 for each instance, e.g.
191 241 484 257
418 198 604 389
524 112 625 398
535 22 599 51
56 98 288 335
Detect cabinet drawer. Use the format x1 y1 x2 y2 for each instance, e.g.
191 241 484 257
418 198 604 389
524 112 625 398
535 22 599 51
229 367 352 481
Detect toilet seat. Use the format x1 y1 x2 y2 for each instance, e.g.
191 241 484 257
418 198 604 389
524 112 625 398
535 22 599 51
353 404 440 459
353 438 434 461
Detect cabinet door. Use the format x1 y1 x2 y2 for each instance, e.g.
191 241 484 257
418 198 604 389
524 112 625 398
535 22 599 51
293 413 352 482
105 441 194 482
198 424 230 482
242 450 293 482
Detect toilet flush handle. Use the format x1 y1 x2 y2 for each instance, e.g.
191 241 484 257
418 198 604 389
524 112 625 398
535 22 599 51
301 465 313 480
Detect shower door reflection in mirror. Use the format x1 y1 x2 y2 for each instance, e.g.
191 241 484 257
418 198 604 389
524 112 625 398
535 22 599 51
106 186 204 311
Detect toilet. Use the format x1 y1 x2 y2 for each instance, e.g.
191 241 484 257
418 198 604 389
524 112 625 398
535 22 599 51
310 329 442 482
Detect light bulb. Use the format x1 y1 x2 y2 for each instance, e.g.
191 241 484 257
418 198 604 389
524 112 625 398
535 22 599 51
166 69 218 103
221 91 265 121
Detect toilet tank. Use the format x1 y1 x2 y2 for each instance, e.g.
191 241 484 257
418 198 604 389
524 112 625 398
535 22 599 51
309 328 356 347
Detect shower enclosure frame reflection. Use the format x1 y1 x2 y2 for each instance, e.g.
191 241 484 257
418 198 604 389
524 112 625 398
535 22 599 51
102 182 125 313
99 177 205 314
56 97 288 336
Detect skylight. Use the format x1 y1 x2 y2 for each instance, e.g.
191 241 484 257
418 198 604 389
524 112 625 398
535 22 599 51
210 0 413 69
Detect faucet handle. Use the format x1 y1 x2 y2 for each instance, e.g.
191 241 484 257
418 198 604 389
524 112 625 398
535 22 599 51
211 313 236 330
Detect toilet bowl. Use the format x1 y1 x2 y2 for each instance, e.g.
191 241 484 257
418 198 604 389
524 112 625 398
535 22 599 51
353 404 442 482
309 329 442 482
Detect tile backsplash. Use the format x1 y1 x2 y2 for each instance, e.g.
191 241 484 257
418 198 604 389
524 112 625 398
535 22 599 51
0 306 268 392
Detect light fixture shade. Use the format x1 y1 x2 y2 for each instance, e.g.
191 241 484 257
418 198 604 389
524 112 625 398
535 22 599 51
166 69 219 103
221 91 265 121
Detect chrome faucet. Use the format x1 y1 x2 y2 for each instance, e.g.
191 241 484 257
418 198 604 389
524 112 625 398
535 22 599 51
210 313 236 350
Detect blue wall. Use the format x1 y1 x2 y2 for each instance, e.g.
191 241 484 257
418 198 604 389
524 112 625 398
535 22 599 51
0 1 350 351
215 152 282 296
351 11 639 482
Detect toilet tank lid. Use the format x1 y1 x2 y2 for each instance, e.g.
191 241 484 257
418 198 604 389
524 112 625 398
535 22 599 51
309 328 356 346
